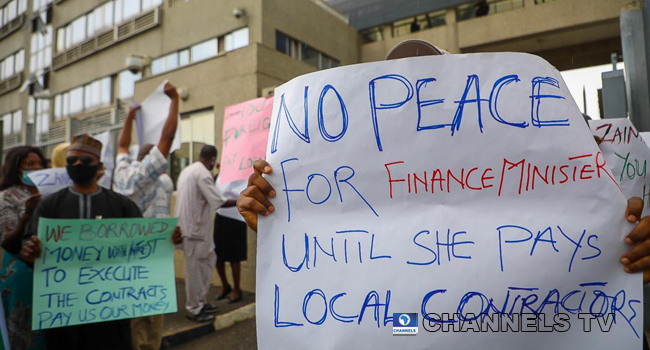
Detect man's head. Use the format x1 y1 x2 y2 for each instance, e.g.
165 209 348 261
66 134 104 186
198 145 218 171
385 39 448 60
137 143 155 162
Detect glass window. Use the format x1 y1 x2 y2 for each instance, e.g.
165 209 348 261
65 25 73 50
191 39 217 62
30 26 52 72
87 12 96 38
179 49 189 66
12 110 22 134
122 0 140 21
142 0 153 11
0 8 4 28
276 31 289 55
225 27 249 52
91 80 101 107
70 87 84 115
118 70 141 99
62 92 70 118
301 44 319 68
16 50 24 73
72 16 86 46
164 52 178 71
84 83 94 110
6 1 16 22
101 77 111 106
3 114 12 136
4 55 14 77
57 28 65 52
54 94 62 120
103 1 114 30
114 0 123 24
151 57 162 74
18 0 26 14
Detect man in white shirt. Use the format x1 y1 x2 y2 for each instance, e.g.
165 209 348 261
176 145 236 322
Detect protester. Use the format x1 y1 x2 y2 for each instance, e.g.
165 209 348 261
0 146 47 350
113 82 182 350
410 18 420 33
50 142 70 168
20 134 173 350
213 211 247 303
175 145 235 322
476 0 489 17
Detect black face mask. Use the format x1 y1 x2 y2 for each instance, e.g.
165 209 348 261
66 164 99 185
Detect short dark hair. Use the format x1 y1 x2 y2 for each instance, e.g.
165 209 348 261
0 146 49 191
199 145 218 159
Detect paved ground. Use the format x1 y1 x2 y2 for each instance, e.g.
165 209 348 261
171 317 257 350
160 279 255 349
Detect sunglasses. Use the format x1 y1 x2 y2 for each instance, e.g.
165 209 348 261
66 155 95 165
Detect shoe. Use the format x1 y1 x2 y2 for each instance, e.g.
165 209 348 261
228 291 242 304
216 285 232 301
186 311 216 323
228 295 242 304
202 303 219 314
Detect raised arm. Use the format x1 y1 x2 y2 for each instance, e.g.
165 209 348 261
118 105 141 155
157 83 180 158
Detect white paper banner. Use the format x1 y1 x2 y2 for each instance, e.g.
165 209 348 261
27 168 72 196
138 81 181 153
257 53 641 349
590 118 650 216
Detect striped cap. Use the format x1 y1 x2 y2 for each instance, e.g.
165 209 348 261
69 134 102 157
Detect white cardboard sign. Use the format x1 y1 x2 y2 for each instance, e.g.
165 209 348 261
137 81 181 153
590 118 650 216
257 53 642 349
27 168 72 196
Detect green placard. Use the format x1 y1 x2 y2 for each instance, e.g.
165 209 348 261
32 218 178 330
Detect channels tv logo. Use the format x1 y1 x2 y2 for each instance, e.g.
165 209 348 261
393 313 418 335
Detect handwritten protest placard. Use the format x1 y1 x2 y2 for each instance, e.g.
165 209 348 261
258 53 641 349
27 168 72 196
219 97 273 184
590 118 650 215
137 81 181 153
32 218 178 330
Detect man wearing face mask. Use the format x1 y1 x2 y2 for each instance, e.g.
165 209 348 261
20 134 143 350
175 145 236 322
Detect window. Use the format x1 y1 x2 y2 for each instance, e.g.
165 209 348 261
191 39 218 62
55 77 112 119
30 98 50 141
179 49 189 66
30 26 52 73
224 27 249 52
32 0 52 11
3 110 23 136
151 37 221 76
12 110 22 135
275 31 340 70
0 0 26 30
2 114 12 137
0 50 24 81
171 109 215 183
57 0 162 52
118 70 141 100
